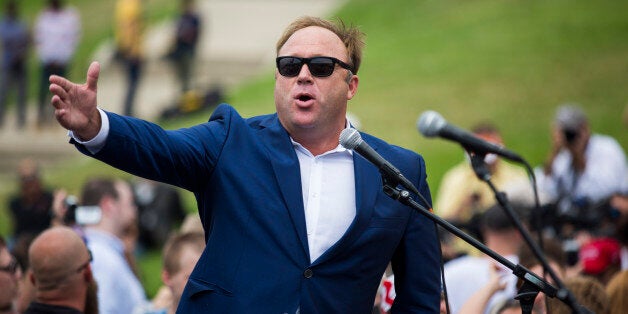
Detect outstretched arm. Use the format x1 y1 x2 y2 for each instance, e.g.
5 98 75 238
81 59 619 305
49 61 101 141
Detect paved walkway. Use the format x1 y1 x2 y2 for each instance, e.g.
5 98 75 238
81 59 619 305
0 0 344 180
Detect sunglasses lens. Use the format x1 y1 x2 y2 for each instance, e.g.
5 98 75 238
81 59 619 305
278 57 303 77
308 58 335 77
277 57 345 77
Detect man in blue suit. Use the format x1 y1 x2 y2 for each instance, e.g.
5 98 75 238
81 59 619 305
49 16 440 313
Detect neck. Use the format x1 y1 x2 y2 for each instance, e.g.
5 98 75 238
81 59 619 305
36 290 85 312
168 303 178 314
290 124 345 157
296 136 340 156
91 219 124 240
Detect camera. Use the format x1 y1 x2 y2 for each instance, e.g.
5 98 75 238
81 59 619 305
529 198 615 238
63 195 102 225
562 128 579 144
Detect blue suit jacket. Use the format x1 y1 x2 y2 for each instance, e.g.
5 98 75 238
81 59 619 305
77 104 441 313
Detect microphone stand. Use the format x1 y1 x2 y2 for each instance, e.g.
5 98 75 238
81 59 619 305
379 173 589 314
467 153 592 314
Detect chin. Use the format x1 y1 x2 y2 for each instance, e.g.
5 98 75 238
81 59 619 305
290 115 318 129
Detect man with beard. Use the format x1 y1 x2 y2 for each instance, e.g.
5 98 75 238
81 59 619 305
23 227 98 314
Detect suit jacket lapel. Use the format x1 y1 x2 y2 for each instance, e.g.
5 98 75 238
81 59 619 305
259 116 310 260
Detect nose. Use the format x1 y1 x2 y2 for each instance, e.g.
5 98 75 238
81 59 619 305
296 64 313 83
15 265 23 280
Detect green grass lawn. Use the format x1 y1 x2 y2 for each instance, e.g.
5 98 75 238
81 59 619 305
2 0 627 298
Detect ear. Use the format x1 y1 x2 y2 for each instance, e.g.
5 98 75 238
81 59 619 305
99 196 116 216
83 265 93 282
29 272 36 286
346 74 359 100
161 269 171 286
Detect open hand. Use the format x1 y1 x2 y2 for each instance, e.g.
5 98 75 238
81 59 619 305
49 61 101 140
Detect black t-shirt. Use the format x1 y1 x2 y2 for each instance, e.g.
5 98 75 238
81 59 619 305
9 190 53 239
23 302 83 314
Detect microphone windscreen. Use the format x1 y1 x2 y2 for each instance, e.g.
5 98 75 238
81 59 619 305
417 111 446 137
339 128 362 150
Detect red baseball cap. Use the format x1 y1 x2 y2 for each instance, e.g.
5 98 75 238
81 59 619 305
579 238 621 275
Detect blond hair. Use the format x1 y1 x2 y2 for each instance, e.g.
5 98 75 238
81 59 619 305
547 275 609 314
606 270 628 314
162 232 205 274
275 16 365 74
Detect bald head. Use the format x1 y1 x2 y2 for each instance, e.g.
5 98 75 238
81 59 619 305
29 227 90 291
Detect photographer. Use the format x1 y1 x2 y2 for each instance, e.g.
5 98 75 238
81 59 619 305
51 190 102 229
537 104 628 237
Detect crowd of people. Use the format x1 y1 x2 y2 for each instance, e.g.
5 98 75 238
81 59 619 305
0 0 80 130
0 0 201 129
1 169 201 314
0 8 626 314
377 104 627 313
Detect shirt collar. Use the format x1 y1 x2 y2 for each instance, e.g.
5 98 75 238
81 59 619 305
290 121 354 157
85 228 125 255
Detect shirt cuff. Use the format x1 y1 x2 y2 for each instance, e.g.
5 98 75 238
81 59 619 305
68 108 110 154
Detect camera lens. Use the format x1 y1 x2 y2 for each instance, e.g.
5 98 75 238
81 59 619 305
563 129 578 143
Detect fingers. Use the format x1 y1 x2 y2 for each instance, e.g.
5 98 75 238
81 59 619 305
50 84 69 112
49 83 69 101
49 74 74 93
86 61 100 92
52 189 68 217
49 61 100 93
51 94 66 110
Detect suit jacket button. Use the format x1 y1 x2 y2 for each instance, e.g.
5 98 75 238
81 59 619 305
303 268 313 278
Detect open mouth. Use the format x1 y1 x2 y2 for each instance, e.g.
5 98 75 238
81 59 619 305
297 93 314 102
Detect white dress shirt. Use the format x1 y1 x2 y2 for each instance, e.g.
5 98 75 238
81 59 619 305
293 139 356 263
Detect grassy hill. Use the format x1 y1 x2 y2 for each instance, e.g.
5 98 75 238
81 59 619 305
2 0 627 297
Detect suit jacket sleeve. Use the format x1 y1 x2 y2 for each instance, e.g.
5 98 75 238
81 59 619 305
390 152 441 313
73 104 235 192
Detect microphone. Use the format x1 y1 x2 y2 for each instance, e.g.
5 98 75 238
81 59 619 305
339 128 420 195
417 111 524 163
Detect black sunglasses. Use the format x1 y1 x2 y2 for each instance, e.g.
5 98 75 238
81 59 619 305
276 56 353 78
0 256 18 275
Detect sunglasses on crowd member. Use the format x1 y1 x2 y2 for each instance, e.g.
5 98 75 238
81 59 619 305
0 256 18 275
276 56 353 78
